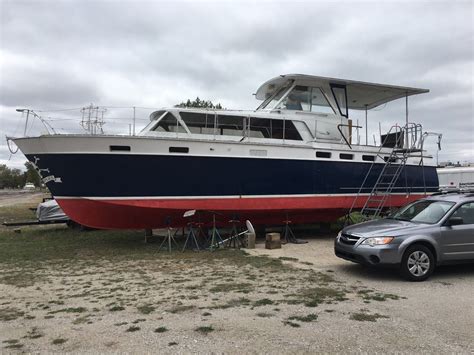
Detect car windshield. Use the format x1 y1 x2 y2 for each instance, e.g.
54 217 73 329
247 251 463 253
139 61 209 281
389 200 455 224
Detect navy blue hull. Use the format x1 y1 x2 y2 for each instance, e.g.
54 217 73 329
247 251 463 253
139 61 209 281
28 153 439 197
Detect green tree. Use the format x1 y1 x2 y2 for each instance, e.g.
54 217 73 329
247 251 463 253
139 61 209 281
175 97 223 109
25 161 41 187
0 164 26 189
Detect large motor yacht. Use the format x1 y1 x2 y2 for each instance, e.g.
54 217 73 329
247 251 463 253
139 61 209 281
11 74 439 229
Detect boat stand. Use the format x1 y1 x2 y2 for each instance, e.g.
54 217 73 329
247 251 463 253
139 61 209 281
226 218 245 248
208 214 224 251
282 217 308 244
182 222 201 251
158 226 179 252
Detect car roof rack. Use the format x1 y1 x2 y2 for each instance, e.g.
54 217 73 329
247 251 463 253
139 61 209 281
432 188 474 196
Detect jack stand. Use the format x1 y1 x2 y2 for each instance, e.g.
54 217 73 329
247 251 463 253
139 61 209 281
208 214 223 251
226 219 244 248
144 229 152 243
282 219 298 243
182 222 201 252
282 216 308 244
159 226 179 252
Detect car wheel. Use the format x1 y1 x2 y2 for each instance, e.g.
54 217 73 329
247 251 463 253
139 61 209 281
400 245 435 281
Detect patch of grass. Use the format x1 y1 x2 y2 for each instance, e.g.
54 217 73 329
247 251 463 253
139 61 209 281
168 342 178 346
0 307 25 321
132 318 146 324
359 291 401 302
195 325 214 334
256 312 274 318
253 298 274 307
278 256 299 262
52 338 67 345
154 326 168 333
49 307 87 314
114 322 128 326
137 304 155 314
0 272 39 287
4 343 24 349
350 312 389 322
72 315 91 325
109 305 125 312
286 287 347 307
288 314 318 322
126 326 140 332
168 305 196 314
3 339 19 344
24 327 44 339
209 282 254 293
202 312 212 316
300 261 314 266
283 321 301 328
211 297 251 309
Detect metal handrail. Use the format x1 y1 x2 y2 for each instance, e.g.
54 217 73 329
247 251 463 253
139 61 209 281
337 123 362 149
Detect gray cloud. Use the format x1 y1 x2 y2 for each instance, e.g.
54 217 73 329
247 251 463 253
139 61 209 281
0 0 473 169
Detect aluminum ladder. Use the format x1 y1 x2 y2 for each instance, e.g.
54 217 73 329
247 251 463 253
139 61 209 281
348 123 424 221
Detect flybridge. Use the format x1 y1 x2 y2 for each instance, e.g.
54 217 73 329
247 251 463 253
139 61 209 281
255 74 429 112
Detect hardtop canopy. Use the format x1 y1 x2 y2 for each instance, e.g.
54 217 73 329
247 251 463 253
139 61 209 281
255 74 429 110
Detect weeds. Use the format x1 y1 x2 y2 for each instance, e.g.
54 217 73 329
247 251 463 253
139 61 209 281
126 326 140 332
288 314 318 322
195 325 214 334
350 312 389 322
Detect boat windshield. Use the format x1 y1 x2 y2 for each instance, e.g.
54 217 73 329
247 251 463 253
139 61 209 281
258 84 291 110
276 86 334 114
388 200 455 224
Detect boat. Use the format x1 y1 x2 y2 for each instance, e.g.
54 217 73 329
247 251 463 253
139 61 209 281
10 74 440 229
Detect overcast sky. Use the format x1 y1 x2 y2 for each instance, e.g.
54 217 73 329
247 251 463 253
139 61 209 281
1 0 473 169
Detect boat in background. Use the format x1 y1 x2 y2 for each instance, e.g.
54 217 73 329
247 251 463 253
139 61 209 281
10 74 441 229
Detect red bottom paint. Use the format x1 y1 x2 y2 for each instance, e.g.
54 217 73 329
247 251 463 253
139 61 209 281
57 194 427 230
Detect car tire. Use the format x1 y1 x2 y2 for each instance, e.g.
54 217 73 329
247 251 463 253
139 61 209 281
400 244 435 281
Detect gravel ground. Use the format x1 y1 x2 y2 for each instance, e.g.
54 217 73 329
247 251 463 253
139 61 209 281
1 233 473 354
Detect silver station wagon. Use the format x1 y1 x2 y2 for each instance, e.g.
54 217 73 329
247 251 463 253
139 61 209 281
335 192 474 281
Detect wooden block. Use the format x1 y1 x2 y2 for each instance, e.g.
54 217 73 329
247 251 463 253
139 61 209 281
265 232 280 242
265 240 281 249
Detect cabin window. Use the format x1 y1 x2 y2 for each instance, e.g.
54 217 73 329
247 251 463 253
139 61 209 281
316 151 331 158
310 88 335 114
340 153 353 160
153 112 186 133
217 115 245 136
362 155 375 162
180 112 215 134
250 117 302 141
330 84 348 118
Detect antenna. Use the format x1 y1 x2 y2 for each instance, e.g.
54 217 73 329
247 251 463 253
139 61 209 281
80 104 106 135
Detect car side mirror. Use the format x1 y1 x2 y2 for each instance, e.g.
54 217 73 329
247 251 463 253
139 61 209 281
447 216 463 226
